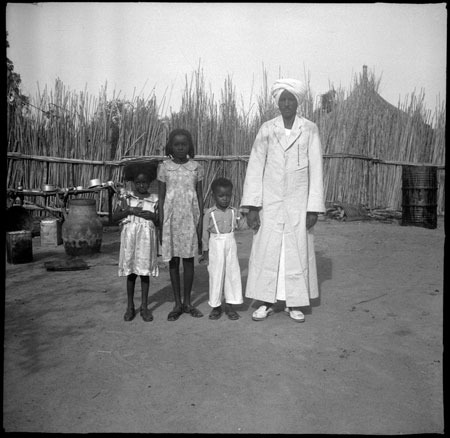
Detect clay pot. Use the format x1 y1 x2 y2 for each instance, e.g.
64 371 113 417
62 198 103 256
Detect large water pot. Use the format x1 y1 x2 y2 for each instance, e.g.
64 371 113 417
401 165 437 229
62 198 103 256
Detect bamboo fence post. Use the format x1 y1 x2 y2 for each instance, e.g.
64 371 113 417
107 187 114 224
368 160 373 209
43 161 49 185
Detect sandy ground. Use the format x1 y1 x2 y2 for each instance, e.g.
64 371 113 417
3 216 444 434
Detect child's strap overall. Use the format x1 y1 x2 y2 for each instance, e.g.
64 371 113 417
210 208 235 239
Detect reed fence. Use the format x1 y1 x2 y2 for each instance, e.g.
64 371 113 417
6 68 446 218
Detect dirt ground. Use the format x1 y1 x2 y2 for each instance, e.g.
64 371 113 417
3 216 444 434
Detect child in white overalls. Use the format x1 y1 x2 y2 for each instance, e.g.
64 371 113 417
199 178 243 320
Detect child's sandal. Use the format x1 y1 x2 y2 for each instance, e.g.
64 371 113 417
140 307 153 322
123 307 136 321
183 305 204 318
208 306 223 320
167 306 183 321
226 308 239 320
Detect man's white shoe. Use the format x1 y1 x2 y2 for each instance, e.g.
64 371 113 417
284 307 305 322
252 305 274 321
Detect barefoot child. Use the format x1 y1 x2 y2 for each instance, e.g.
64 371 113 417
113 159 159 322
199 178 243 320
157 129 204 321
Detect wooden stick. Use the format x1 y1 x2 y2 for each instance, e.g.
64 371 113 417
7 151 445 168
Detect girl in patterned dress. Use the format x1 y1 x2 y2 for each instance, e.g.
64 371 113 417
113 160 159 322
157 129 204 321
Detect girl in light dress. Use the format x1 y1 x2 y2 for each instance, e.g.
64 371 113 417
158 129 204 321
113 160 159 322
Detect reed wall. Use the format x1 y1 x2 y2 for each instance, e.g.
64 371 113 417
6 69 446 217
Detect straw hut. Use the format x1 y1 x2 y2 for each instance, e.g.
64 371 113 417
314 65 441 213
317 66 434 158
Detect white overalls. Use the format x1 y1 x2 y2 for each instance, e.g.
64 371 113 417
207 209 243 308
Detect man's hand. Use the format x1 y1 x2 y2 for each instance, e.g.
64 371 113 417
306 212 318 230
247 210 260 231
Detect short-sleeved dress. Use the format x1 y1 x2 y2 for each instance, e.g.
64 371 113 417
118 191 159 277
157 159 204 262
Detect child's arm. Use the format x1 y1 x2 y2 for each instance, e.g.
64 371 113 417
199 210 209 264
199 250 209 265
136 209 157 223
112 198 136 224
158 181 166 244
196 181 204 253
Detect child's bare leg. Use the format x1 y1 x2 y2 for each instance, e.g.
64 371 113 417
126 274 137 308
140 275 153 321
168 257 183 321
140 275 150 308
182 257 203 317
124 274 137 321
182 257 194 306
169 257 182 307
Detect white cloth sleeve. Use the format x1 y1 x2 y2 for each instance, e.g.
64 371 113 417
240 125 268 208
307 123 325 213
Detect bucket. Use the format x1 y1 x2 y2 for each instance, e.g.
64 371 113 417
401 165 437 229
40 217 62 246
6 230 33 264
62 198 103 256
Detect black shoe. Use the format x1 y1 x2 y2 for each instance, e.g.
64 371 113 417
209 306 223 320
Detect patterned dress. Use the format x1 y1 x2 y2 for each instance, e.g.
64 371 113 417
157 159 204 262
118 191 159 277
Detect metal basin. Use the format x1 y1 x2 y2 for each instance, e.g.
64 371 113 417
42 184 57 192
88 179 102 188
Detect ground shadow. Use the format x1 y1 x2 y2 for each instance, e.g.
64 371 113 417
27 249 63 262
191 263 210 309
147 263 210 314
147 284 177 313
98 240 121 255
310 250 332 309
146 251 332 316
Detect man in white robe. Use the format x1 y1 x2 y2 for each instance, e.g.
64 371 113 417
240 78 325 322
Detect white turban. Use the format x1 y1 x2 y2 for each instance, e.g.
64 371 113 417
271 78 306 105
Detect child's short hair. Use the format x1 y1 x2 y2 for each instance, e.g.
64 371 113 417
211 177 233 194
165 128 196 158
123 159 159 182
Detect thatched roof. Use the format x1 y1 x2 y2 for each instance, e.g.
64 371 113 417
345 66 409 120
315 66 434 162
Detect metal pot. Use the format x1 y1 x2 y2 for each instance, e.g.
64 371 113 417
42 184 56 192
88 178 102 188
75 186 84 191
